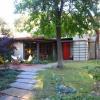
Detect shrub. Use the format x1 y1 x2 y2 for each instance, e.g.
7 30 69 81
88 66 100 81
0 37 15 62
0 56 4 64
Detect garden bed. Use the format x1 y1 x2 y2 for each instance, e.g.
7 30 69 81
0 69 21 91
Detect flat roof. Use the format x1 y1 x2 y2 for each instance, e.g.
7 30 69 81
13 37 73 43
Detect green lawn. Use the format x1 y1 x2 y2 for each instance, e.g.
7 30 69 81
34 60 100 100
0 69 21 91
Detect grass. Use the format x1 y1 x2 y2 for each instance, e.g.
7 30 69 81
0 68 21 91
34 60 100 100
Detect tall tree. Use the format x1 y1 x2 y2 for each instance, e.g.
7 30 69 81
15 0 99 67
15 0 74 68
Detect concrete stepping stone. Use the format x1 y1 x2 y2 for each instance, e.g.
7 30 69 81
16 79 37 84
1 88 33 99
20 72 38 75
0 95 18 100
0 95 25 100
17 75 37 79
33 68 46 71
22 69 39 72
23 68 45 72
10 82 34 90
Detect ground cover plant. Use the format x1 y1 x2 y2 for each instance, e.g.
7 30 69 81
0 69 21 91
34 60 100 100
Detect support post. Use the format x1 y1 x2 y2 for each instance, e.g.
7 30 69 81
52 43 56 61
36 42 40 62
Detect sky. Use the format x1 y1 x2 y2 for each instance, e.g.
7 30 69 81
0 0 99 26
0 0 18 26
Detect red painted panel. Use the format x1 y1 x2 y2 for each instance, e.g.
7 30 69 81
62 42 70 60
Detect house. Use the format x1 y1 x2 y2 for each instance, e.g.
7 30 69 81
13 37 73 61
13 36 93 61
1 32 99 61
0 26 100 64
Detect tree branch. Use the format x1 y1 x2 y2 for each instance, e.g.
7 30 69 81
60 0 64 13
87 9 95 23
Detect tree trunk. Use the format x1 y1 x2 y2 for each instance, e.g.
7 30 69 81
56 33 63 68
56 17 63 68
54 1 64 68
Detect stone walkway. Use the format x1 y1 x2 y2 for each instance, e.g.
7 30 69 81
0 63 57 100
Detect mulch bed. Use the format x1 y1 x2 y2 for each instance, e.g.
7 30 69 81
19 64 35 66
9 64 37 68
10 64 35 66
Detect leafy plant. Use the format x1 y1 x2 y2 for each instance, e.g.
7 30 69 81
0 37 15 62
88 66 100 81
0 56 4 64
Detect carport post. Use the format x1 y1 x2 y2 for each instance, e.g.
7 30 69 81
36 42 40 62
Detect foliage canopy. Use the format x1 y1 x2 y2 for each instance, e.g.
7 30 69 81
14 0 100 37
0 18 12 36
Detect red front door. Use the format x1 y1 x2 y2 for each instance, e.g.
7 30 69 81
62 42 71 60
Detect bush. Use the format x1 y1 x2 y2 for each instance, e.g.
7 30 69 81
0 37 15 63
88 66 100 81
0 56 4 64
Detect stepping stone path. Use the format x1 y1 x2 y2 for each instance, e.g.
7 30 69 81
0 64 51 100
0 88 33 100
17 74 37 79
16 79 37 84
